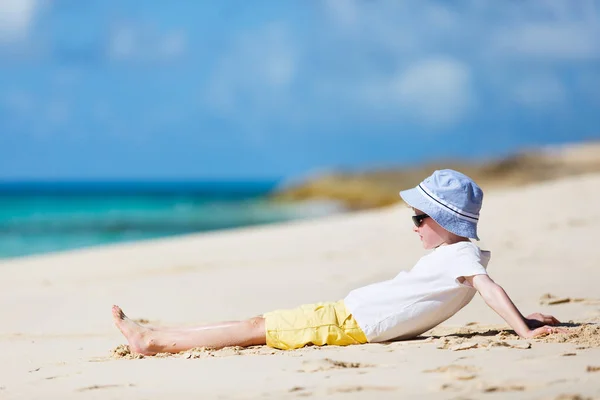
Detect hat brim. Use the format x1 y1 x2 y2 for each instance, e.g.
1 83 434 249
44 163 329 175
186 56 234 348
399 188 480 240
400 187 437 216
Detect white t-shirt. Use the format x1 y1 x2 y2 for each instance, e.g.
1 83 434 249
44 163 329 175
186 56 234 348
344 241 491 342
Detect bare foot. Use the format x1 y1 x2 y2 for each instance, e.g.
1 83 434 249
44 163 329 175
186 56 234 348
112 305 156 355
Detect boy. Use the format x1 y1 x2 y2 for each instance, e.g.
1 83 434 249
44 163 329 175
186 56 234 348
113 169 562 355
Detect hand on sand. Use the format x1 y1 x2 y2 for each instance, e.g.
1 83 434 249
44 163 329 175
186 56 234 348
521 325 568 339
525 312 560 329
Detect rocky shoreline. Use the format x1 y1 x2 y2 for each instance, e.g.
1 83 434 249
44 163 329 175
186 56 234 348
271 141 600 209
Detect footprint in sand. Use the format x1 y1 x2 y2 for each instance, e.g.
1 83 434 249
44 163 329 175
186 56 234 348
77 384 135 392
554 394 594 400
284 385 398 396
487 340 531 349
427 365 524 394
326 385 398 394
44 375 74 381
483 384 526 393
539 293 600 306
297 358 374 373
439 383 462 391
424 364 479 381
288 386 306 392
435 339 480 351
287 386 313 396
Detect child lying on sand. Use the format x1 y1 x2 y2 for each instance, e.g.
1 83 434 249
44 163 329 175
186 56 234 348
113 169 564 355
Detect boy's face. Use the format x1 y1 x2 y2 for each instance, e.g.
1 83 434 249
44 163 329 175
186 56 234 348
412 208 451 249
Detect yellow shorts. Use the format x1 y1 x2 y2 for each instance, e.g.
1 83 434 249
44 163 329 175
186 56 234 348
263 300 367 350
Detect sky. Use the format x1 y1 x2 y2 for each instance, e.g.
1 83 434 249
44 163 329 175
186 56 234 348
0 0 599 180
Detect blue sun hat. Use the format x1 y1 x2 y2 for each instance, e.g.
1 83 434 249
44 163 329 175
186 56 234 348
399 169 483 240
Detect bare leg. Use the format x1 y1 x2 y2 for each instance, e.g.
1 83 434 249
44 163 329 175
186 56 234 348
145 321 240 332
112 305 266 355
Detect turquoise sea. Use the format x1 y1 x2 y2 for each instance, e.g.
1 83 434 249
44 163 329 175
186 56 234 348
0 181 342 259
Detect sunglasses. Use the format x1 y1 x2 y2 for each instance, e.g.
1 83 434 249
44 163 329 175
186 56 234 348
412 214 430 227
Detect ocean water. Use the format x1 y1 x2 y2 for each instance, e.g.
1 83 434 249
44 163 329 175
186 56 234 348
0 181 342 259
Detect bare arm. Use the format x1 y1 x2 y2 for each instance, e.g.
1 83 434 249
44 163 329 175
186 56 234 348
463 274 562 339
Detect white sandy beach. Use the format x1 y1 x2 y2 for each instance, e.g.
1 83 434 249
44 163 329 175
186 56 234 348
1 173 600 399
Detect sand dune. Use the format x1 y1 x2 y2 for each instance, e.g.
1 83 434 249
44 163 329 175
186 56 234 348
1 172 600 399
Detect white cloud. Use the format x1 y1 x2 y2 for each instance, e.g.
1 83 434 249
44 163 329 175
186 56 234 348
206 0 595 129
315 1 600 127
393 58 472 126
355 57 473 127
323 1 600 61
206 23 296 115
513 74 567 109
492 23 600 60
324 0 360 27
107 25 187 62
158 30 186 59
108 27 136 60
323 1 420 56
1 91 71 137
1 91 33 114
45 99 69 126
0 0 38 42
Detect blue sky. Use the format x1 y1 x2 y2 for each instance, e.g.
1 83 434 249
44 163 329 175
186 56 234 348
0 0 599 180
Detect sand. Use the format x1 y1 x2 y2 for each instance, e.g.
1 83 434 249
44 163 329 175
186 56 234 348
1 173 600 399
